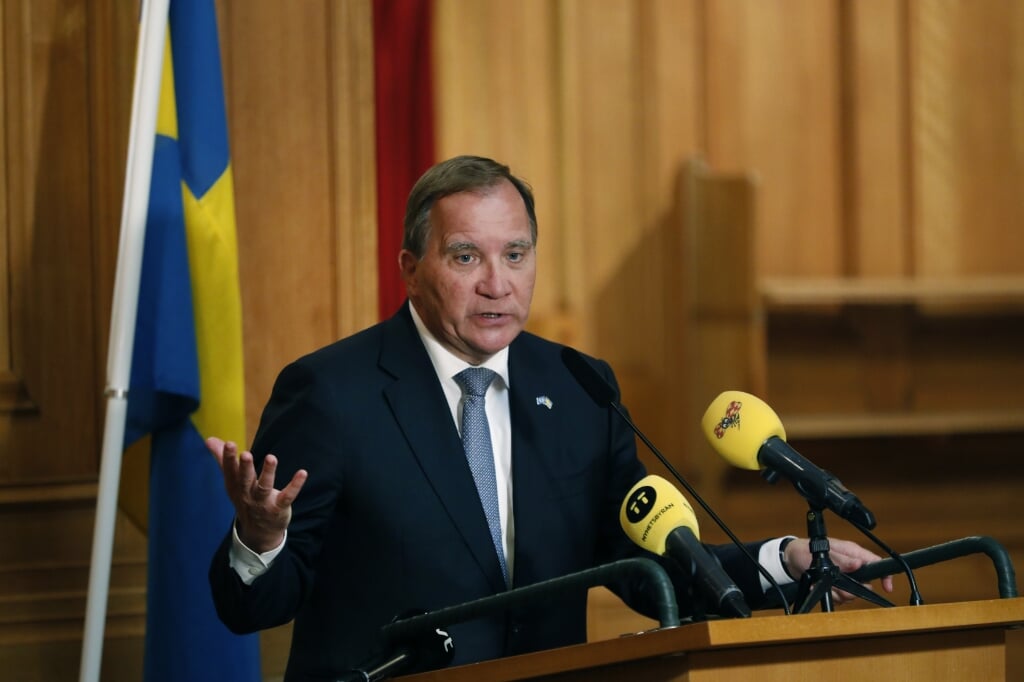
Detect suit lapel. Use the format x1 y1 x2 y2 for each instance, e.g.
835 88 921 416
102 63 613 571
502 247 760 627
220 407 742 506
507 337 563 587
379 307 508 592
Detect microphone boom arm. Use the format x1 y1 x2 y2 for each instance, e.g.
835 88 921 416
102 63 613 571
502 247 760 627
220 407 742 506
381 557 680 643
848 536 1018 599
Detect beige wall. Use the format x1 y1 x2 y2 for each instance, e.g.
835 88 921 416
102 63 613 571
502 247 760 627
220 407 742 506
1 0 1021 679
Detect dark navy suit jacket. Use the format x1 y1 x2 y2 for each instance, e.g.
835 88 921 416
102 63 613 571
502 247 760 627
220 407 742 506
209 304 767 681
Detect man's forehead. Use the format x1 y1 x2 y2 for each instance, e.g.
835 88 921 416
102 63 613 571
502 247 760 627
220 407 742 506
432 181 527 215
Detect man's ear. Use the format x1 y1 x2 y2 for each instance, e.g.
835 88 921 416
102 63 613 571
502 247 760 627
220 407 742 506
398 250 418 290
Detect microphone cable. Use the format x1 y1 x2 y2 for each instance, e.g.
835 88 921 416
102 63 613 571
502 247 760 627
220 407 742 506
850 520 923 606
561 346 792 615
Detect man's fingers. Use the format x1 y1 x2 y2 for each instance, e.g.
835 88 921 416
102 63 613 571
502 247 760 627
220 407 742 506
208 442 301 516
221 441 240 470
276 470 308 508
253 454 280 497
206 436 226 462
831 541 896 593
248 454 305 512
218 442 261 506
234 447 258 488
216 441 242 488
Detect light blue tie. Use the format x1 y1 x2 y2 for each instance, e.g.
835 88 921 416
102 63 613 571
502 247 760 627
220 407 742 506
454 367 509 585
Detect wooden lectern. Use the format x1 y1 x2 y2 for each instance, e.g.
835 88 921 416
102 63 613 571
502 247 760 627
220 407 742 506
397 599 1024 681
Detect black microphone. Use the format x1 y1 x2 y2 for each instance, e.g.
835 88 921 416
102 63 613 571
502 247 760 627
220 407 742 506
701 391 876 529
336 625 454 682
621 476 751 618
561 346 791 615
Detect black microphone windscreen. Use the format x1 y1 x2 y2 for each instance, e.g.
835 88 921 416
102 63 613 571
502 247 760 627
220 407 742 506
561 346 619 407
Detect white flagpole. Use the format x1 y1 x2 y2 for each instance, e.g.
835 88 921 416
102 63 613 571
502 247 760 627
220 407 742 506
80 1 170 680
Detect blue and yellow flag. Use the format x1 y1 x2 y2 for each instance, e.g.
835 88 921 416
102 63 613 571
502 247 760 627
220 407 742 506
125 0 260 680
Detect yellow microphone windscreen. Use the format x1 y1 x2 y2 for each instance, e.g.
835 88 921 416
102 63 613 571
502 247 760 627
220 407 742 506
701 390 786 470
620 474 699 555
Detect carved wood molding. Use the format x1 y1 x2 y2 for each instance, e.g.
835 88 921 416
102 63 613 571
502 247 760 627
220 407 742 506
0 481 97 507
0 481 147 647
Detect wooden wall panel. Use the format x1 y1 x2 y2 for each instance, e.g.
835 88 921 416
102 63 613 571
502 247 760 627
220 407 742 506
842 0 912 276
910 0 1024 276
560 0 651 354
0 0 9 415
0 2 146 680
1 0 98 482
87 0 137 412
433 0 564 326
704 0 844 278
329 0 380 340
220 0 378 438
221 2 337 434
0 485 147 681
0 0 377 678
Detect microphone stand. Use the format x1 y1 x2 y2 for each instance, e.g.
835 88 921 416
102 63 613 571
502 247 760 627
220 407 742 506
791 505 895 614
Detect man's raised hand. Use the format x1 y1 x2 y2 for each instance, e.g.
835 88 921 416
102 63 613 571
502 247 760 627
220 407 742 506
207 436 308 553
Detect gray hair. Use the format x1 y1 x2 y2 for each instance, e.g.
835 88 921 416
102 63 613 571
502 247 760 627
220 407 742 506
402 155 538 257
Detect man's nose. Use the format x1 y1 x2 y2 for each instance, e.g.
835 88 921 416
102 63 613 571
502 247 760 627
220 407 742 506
477 261 510 297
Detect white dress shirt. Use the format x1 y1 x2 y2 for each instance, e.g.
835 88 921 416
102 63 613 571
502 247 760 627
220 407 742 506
407 303 516 581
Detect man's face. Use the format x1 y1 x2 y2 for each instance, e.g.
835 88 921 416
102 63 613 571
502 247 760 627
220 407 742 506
400 179 536 365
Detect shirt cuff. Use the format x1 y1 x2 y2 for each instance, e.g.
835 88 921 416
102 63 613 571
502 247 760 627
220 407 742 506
228 522 286 586
758 536 797 593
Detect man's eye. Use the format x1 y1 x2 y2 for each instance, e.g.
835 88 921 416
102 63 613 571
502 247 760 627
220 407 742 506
455 254 474 264
507 252 523 263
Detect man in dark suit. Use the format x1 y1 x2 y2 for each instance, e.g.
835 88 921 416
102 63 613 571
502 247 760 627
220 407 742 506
207 156 891 682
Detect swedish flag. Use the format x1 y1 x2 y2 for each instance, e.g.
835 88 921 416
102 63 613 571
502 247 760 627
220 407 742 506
125 0 260 680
